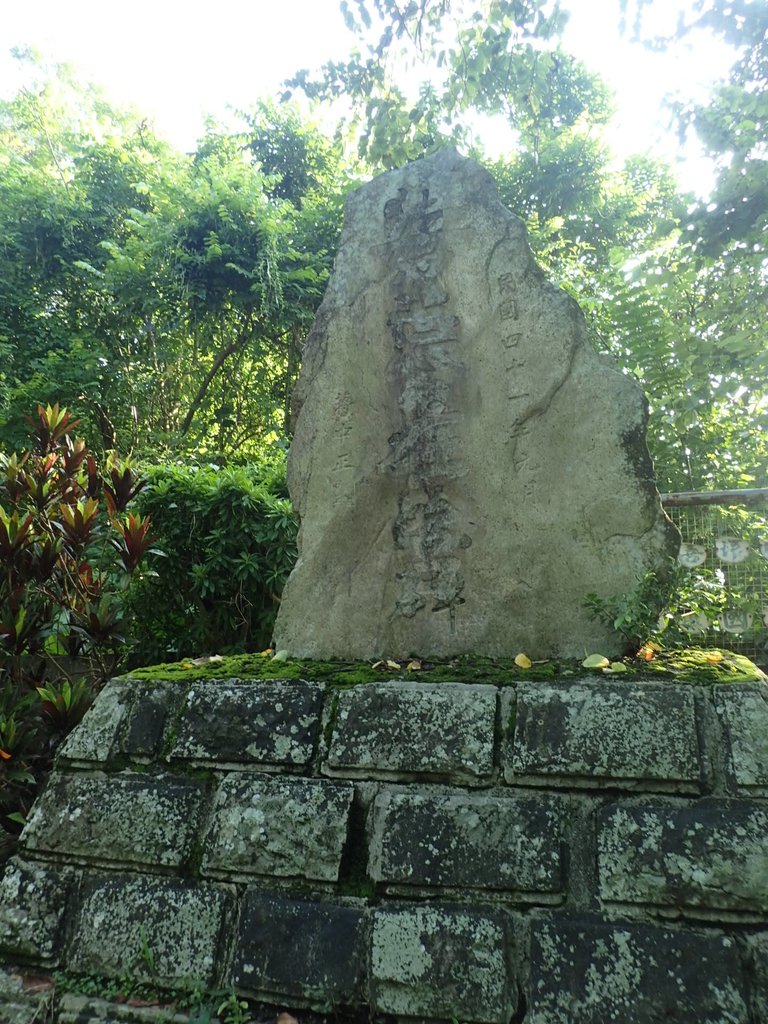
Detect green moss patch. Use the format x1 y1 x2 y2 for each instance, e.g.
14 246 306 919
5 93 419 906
639 647 764 684
122 648 766 687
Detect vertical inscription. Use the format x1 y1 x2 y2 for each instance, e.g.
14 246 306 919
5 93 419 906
495 268 543 502
509 423 543 503
498 273 519 322
330 390 355 506
384 186 466 626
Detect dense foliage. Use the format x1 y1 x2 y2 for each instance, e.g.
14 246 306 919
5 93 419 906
0 56 348 460
618 0 768 488
126 462 297 665
2 9 766 488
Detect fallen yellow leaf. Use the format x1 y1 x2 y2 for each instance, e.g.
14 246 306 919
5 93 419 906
386 659 400 670
260 648 274 657
406 659 422 671
514 653 532 669
0 749 11 761
706 651 723 663
609 661 628 673
372 660 386 671
582 654 610 669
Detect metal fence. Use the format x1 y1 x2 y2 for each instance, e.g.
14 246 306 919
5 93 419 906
661 488 768 665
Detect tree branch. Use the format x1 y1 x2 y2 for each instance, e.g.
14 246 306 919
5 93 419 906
179 317 255 436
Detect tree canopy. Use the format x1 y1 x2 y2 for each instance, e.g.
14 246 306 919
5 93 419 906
0 54 348 459
618 0 768 487
0 3 765 492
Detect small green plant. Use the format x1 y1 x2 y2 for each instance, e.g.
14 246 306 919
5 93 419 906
585 556 768 655
584 566 679 654
36 677 92 733
53 970 256 1024
137 924 157 976
215 991 253 1024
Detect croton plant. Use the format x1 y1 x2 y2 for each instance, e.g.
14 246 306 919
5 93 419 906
0 404 155 853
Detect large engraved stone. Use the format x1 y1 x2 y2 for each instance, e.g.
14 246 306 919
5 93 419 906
275 148 677 658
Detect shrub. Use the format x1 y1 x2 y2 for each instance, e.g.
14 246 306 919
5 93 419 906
0 404 152 852
125 459 297 665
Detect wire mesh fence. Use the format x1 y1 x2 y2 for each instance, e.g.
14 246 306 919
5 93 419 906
662 489 768 666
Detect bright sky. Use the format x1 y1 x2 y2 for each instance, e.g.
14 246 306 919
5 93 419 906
0 0 737 197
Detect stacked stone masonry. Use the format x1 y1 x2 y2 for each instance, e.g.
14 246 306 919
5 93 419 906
1 675 768 1023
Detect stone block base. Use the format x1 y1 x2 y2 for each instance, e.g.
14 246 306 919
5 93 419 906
2 674 768 1023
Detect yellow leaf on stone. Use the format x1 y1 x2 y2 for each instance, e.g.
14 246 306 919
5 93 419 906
582 654 610 669
406 660 422 671
514 653 532 669
386 660 400 670
372 660 386 671
260 648 274 657
706 651 724 663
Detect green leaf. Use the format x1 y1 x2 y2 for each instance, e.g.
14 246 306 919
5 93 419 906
72 260 105 278
43 632 68 655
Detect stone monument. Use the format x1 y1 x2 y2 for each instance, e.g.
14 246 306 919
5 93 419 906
274 148 678 658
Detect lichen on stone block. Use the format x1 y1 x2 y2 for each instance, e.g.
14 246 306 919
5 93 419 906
202 774 354 881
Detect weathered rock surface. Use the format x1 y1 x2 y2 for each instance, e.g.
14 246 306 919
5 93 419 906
0 859 75 962
21 771 206 868
0 969 55 1024
598 799 768 916
67 875 232 985
324 680 496 782
170 679 323 765
370 905 514 1022
202 774 353 881
528 918 749 1023
233 893 368 1005
368 788 567 898
274 147 677 658
714 684 768 793
508 681 701 790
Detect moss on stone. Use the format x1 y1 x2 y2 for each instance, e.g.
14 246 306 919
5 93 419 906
639 647 763 684
121 646 766 688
